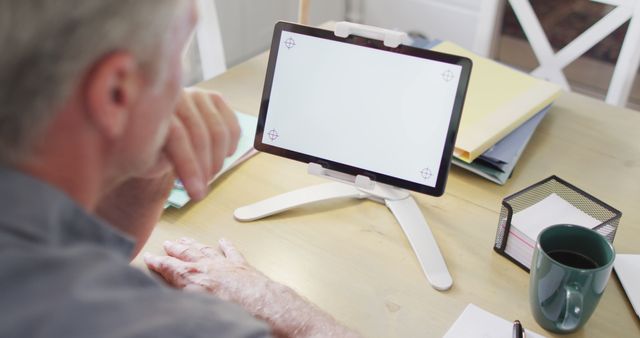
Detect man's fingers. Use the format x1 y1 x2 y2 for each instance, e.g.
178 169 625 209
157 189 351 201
171 88 240 185
198 245 223 259
209 93 240 156
164 116 206 200
168 237 225 261
190 239 224 259
143 254 198 288
218 238 246 264
161 237 245 265
163 240 205 262
191 90 230 176
176 92 212 182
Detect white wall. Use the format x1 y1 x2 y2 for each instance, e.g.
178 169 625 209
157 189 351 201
216 0 347 67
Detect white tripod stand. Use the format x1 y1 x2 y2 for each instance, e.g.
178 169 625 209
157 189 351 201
235 163 453 291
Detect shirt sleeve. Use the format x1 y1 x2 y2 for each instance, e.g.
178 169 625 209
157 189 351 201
0 245 272 338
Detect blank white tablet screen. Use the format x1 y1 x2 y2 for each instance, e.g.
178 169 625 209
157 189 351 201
262 31 463 188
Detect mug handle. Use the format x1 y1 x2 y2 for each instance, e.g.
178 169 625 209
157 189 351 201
559 284 583 331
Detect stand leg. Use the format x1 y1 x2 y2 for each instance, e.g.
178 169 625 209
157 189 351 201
234 182 368 221
235 179 453 291
386 197 453 291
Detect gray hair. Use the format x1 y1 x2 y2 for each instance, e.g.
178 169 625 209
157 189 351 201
0 0 186 164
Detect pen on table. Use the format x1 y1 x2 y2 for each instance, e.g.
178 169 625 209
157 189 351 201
513 320 525 338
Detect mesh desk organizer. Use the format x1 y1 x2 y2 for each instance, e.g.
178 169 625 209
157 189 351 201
494 175 622 271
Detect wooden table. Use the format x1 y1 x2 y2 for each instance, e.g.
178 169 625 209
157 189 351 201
137 51 640 337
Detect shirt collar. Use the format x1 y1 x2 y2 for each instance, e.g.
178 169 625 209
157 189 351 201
0 166 135 256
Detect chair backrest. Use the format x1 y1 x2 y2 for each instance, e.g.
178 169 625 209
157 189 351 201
509 0 640 107
195 0 226 80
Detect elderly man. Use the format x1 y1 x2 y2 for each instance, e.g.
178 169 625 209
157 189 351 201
0 1 360 337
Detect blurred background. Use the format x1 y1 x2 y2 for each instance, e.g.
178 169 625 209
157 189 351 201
184 0 640 111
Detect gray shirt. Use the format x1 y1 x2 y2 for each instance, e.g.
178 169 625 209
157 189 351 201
0 167 271 338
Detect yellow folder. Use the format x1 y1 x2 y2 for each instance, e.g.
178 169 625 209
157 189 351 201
432 42 561 163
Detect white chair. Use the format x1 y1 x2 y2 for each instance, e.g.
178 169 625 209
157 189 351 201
509 0 640 107
299 0 310 25
475 0 507 57
194 0 227 81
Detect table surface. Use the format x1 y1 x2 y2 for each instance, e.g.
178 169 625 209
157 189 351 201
135 50 640 337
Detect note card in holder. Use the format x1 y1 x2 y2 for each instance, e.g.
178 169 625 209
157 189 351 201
494 175 622 271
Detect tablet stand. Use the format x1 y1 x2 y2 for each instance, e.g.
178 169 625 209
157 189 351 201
235 163 453 291
234 22 453 291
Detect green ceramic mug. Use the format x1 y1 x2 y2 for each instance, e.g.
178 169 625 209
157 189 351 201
529 224 615 334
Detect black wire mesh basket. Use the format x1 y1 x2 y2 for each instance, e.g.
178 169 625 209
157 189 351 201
493 175 622 271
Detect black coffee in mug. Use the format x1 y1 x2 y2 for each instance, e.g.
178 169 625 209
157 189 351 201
546 249 600 269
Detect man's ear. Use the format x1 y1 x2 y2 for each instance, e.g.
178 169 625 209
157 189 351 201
83 52 142 140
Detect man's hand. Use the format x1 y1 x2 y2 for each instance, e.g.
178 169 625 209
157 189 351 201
96 89 239 256
163 88 240 200
145 238 270 299
144 238 362 338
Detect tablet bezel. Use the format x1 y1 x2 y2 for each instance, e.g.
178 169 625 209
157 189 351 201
254 21 472 196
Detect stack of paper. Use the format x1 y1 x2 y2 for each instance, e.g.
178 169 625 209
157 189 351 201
452 106 549 184
504 193 607 269
444 303 545 338
428 41 561 185
165 111 258 209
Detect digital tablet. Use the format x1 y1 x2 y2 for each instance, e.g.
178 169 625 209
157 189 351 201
255 22 472 196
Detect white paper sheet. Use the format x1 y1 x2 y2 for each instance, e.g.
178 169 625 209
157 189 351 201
443 304 546 338
511 193 601 241
614 254 640 318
